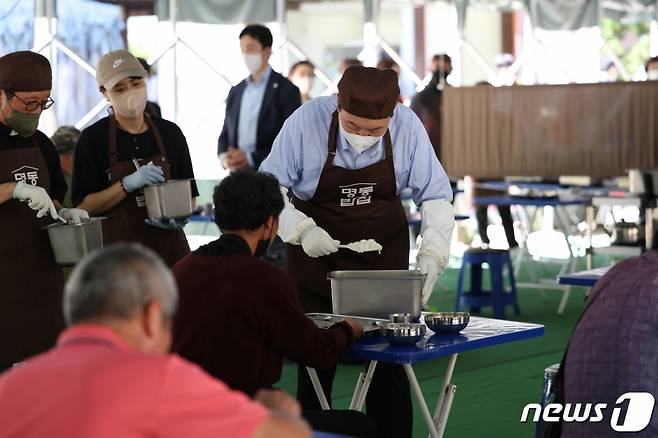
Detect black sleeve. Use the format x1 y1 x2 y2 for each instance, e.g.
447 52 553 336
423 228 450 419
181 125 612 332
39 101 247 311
71 129 105 206
170 125 199 197
37 133 67 204
251 149 270 171
249 83 301 169
217 88 233 156
282 83 302 120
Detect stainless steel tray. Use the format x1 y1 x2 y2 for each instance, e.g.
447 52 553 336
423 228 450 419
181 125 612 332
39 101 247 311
306 313 386 333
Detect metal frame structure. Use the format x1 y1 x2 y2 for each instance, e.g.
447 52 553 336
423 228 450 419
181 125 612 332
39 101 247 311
26 0 658 126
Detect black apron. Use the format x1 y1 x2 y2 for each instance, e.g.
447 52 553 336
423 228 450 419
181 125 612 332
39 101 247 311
289 111 413 438
103 115 190 267
0 138 65 366
287 110 409 299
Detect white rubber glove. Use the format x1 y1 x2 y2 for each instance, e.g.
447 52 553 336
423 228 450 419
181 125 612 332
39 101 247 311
276 186 317 244
418 255 439 305
12 181 58 220
300 225 340 258
58 208 89 225
417 199 455 304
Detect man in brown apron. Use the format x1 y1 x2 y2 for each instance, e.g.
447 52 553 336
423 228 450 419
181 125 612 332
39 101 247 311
260 66 455 437
0 52 89 369
73 50 197 267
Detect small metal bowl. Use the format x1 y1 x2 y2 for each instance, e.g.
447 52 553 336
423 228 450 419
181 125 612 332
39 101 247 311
379 322 426 345
425 312 470 335
389 313 420 323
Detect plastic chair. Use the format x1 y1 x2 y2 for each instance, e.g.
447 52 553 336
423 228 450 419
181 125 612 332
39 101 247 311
456 248 521 319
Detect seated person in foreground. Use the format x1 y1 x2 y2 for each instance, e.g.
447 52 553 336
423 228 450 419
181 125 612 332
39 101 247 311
0 243 310 438
172 170 375 437
561 249 658 437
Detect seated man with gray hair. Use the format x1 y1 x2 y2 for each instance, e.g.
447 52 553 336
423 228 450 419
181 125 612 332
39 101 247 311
0 243 311 438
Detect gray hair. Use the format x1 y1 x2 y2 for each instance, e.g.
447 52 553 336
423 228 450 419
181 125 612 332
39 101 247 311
63 243 178 326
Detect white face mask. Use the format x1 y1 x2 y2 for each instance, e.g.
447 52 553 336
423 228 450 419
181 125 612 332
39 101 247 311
110 87 147 118
649 70 658 81
292 76 313 95
243 53 263 75
339 123 381 153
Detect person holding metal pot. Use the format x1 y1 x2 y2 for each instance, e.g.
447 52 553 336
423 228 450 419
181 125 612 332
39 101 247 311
259 66 455 438
0 51 89 370
72 50 198 267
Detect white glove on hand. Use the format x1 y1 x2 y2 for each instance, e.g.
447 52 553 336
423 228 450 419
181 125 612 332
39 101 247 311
12 181 58 219
418 255 440 305
58 208 89 225
276 186 316 244
300 225 340 258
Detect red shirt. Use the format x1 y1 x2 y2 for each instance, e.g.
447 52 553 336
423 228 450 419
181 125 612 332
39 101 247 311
0 325 269 438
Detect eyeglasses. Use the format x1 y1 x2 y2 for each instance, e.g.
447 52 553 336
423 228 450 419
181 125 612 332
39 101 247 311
9 93 55 112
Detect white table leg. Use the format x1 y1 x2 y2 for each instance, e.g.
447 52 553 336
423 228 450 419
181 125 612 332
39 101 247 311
351 361 377 412
431 353 458 436
436 384 457 436
554 207 576 314
306 367 330 411
403 363 440 438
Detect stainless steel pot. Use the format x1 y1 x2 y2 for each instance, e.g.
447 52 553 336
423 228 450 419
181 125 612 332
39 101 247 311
143 179 193 219
43 217 105 265
611 221 641 245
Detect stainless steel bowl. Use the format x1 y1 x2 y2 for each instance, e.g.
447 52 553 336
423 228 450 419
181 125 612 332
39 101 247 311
389 313 420 323
379 322 426 345
425 312 470 334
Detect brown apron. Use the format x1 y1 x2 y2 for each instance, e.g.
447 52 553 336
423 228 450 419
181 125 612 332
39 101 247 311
287 111 409 299
103 116 190 267
0 138 65 366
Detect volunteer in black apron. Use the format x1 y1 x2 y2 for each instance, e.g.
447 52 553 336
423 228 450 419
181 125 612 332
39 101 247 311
72 50 198 267
260 66 455 437
0 51 89 369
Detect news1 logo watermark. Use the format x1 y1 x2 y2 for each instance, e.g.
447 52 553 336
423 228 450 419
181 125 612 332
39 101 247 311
521 392 655 432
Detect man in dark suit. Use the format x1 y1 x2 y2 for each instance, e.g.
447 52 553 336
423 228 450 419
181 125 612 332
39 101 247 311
218 24 302 172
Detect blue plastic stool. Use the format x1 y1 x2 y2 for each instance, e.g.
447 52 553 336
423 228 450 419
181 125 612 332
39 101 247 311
456 248 520 319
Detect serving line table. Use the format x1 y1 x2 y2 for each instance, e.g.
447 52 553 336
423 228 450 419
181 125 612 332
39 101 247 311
307 316 544 438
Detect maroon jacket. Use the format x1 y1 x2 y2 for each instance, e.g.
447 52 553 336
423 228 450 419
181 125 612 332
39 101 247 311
172 234 355 396
563 250 658 437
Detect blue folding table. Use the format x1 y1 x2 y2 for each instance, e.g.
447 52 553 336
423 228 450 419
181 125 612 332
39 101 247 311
557 266 611 287
308 316 544 438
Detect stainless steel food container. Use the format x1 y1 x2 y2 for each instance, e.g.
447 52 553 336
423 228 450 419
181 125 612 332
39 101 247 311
43 217 105 265
424 312 470 335
611 221 641 246
389 313 420 323
143 179 193 219
378 322 426 345
328 270 425 319
306 313 386 333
